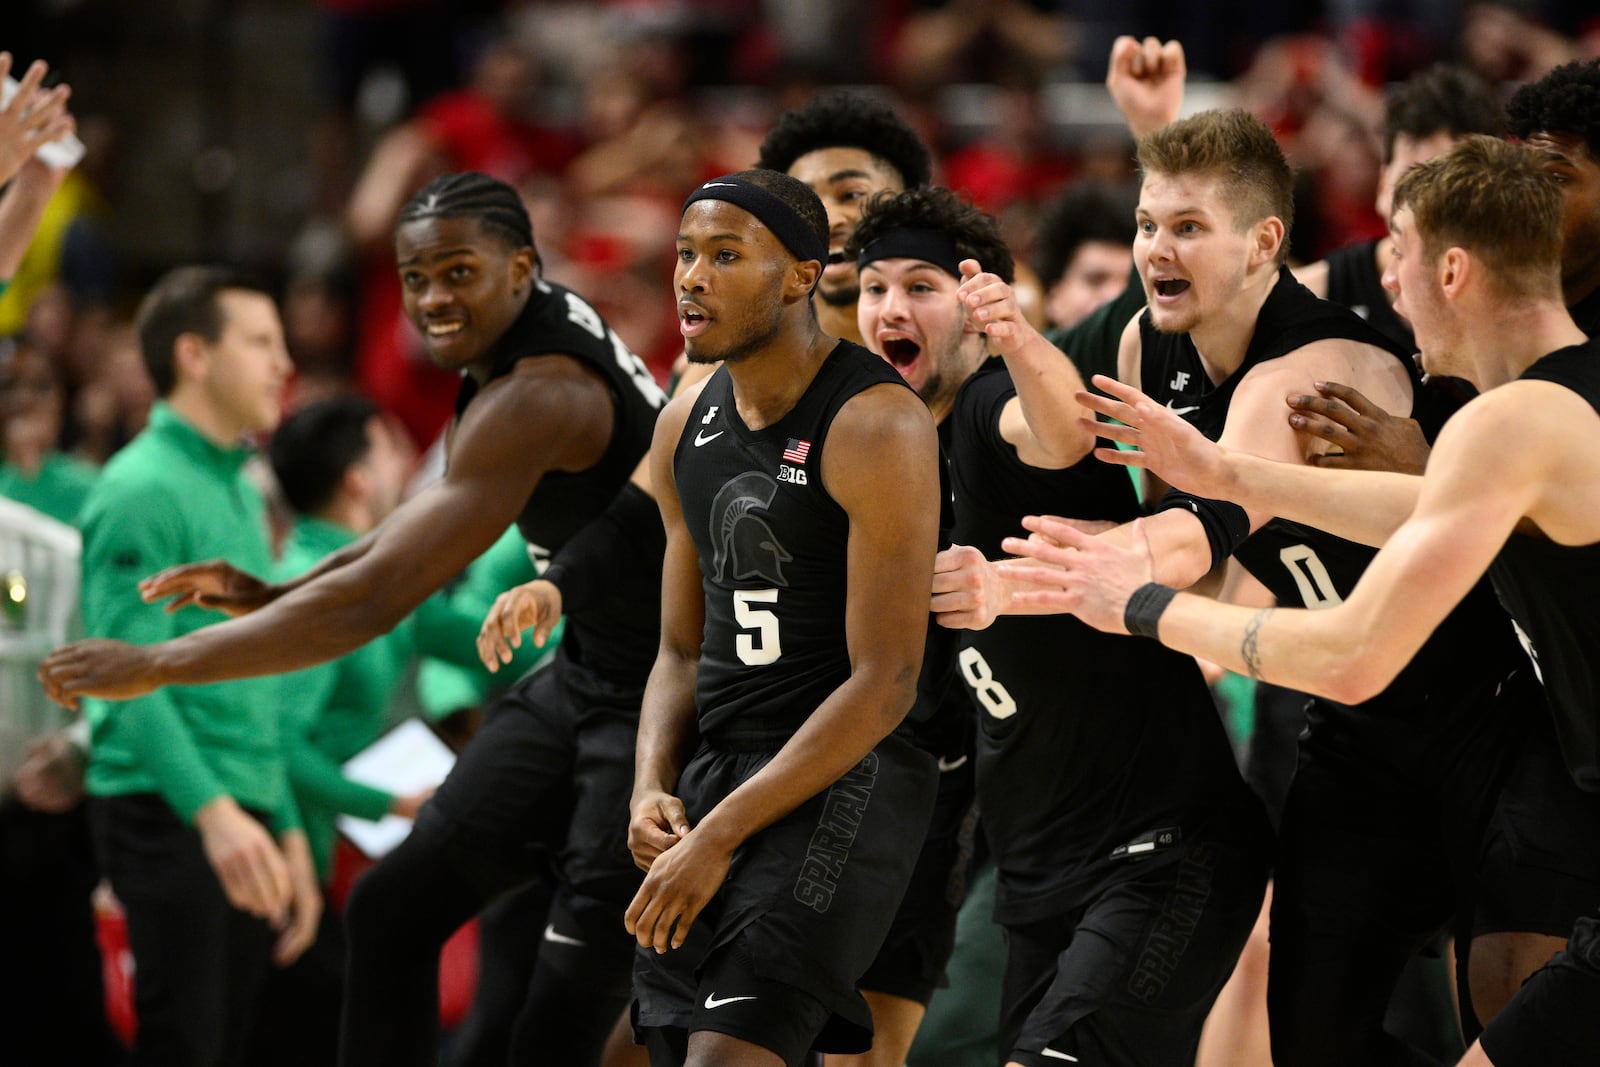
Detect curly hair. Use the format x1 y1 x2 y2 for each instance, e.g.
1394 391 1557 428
1507 58 1600 157
757 91 932 190
1031 182 1135 288
846 186 1013 283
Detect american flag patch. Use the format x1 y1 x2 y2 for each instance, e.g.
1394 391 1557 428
782 438 811 464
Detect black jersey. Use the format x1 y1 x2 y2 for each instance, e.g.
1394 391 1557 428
674 341 915 745
1139 268 1529 751
1569 285 1600 335
948 357 1263 924
904 416 970 760
1489 337 1600 791
453 278 667 682
1324 239 1413 350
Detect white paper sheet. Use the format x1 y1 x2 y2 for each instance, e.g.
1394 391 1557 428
337 718 455 859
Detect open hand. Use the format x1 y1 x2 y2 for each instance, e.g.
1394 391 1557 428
1078 373 1233 497
39 638 162 710
476 579 562 671
1287 380 1430 475
139 559 277 617
997 514 1158 633
0 54 74 186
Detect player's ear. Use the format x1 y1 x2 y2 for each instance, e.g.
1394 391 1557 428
1438 246 1469 299
1252 216 1285 266
509 247 536 296
786 258 823 303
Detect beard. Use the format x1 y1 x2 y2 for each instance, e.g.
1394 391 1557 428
817 278 859 309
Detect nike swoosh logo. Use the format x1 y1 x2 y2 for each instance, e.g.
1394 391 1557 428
694 429 724 447
936 755 968 773
542 924 587 947
1041 1050 1079 1062
704 993 758 1009
1165 400 1199 415
702 182 738 189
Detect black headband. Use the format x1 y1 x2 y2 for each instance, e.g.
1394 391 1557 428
856 228 965 278
681 177 828 266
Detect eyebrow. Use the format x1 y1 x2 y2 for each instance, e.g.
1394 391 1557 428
1138 205 1208 218
396 246 478 268
828 169 874 183
677 232 748 243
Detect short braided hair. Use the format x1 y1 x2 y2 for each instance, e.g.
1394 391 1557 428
397 172 537 259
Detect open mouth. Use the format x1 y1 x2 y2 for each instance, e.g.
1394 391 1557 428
1153 279 1191 298
882 337 921 371
680 306 710 337
425 320 465 338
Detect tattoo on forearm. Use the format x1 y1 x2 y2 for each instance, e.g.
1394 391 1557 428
1241 608 1274 681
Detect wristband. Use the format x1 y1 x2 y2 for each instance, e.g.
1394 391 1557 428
1124 582 1177 639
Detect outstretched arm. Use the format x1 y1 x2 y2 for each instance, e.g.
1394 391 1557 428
1001 393 1548 703
1080 373 1423 547
41 357 614 707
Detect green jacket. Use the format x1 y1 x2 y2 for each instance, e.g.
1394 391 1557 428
81 402 300 832
417 523 562 718
0 452 98 525
277 517 550 879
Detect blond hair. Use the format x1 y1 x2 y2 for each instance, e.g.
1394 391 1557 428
1137 108 1295 263
1392 135 1563 302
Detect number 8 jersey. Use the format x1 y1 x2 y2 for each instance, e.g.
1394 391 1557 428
674 341 912 746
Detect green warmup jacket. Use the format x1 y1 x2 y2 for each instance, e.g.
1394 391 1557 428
277 517 556 880
0 452 98 525
80 402 300 832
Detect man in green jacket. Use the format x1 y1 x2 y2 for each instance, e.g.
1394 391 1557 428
78 265 315 1067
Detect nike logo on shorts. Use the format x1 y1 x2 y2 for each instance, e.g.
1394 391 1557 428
704 993 758 1009
542 923 587 948
1041 1050 1079 1062
694 429 725 447
936 755 968 773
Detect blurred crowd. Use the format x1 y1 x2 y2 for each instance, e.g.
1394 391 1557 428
2 2 1600 1064
3 0 1597 462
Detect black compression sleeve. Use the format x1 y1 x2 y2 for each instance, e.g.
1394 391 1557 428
1155 488 1252 570
541 482 663 617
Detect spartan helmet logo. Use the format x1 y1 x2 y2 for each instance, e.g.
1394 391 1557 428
709 471 793 587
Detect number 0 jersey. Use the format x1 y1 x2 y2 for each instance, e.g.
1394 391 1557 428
453 278 667 683
1139 267 1530 751
674 341 916 746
